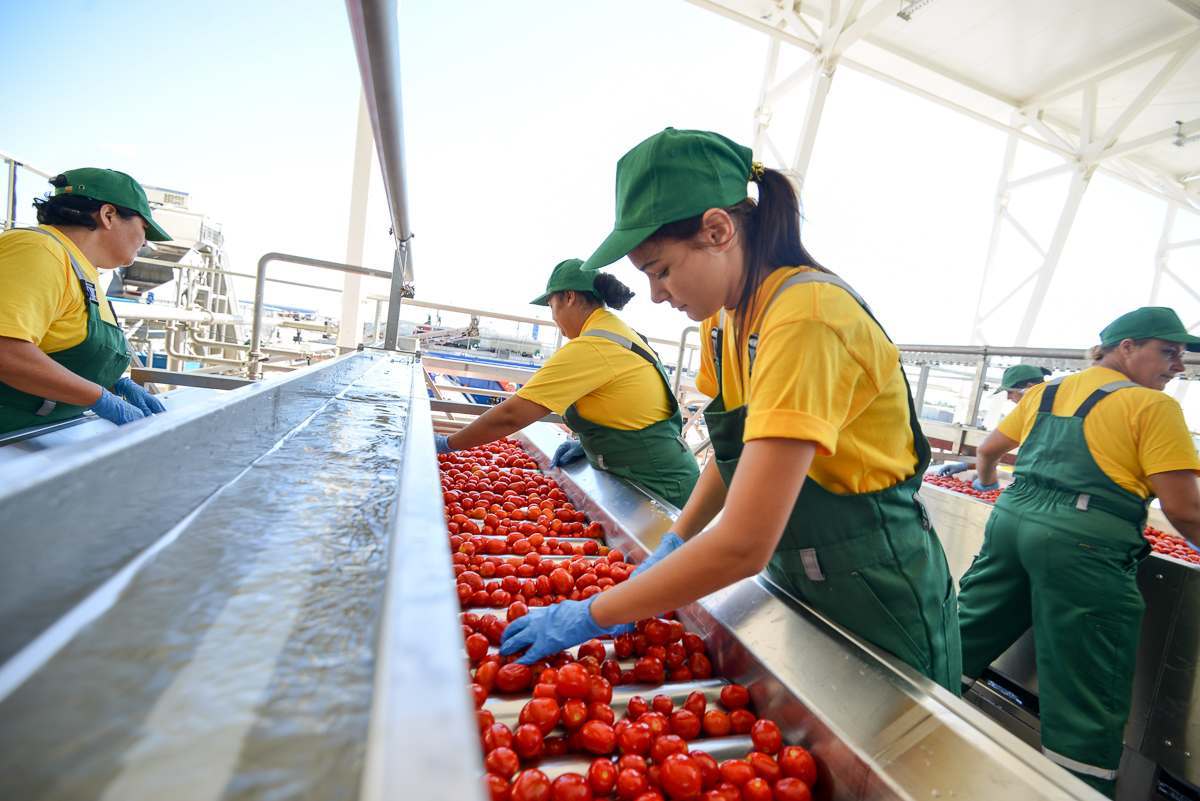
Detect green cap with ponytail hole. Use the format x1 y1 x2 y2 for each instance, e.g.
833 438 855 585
530 259 594 305
581 128 758 273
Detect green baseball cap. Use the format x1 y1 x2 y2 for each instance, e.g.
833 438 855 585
53 168 171 241
530 259 594 305
1100 307 1200 352
581 128 754 273
995 364 1050 393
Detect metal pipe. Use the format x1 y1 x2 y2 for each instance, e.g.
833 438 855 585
249 252 393 379
4 159 16 231
913 363 931 413
136 255 345 294
673 326 700 396
345 0 416 352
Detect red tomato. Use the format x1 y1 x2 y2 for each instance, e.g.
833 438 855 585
483 722 514 752
703 786 740 801
650 734 688 763
652 694 674 715
579 720 616 755
562 698 589 731
750 719 782 755
682 691 707 719
690 750 720 790
659 753 702 800
549 567 575 595
496 663 533 693
478 709 496 732
460 571 484 591
778 745 817 787
687 653 713 679
774 777 813 801
701 710 731 737
544 735 569 758
551 773 594 801
476 660 500 692
472 683 488 707
557 663 591 699
681 633 705 654
617 755 649 774
637 711 669 738
644 619 671 646
588 702 616 726
615 769 649 801
485 746 520 779
718 684 750 710
578 639 606 662
746 751 781 783
589 676 613 705
626 696 650 718
633 657 665 685
508 602 529 622
511 769 553 801
669 709 702 740
717 759 755 786
486 772 511 801
741 777 772 801
520 697 561 734
618 722 653 755
588 758 618 796
466 632 491 663
533 682 558 699
728 709 756 734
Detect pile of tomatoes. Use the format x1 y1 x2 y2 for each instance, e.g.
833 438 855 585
441 438 822 800
1143 526 1200 565
925 470 1199 565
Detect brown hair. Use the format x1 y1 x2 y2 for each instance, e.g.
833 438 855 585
644 167 829 350
1088 339 1149 362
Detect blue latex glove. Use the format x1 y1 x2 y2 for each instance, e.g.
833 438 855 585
631 532 685 579
935 462 968 477
500 597 630 665
435 434 454 454
1185 540 1200 556
113 377 166 415
89 388 146 426
551 439 586 468
972 478 1000 491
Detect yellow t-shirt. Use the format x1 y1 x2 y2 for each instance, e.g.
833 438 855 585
997 365 1200 498
0 225 117 353
697 266 918 494
516 308 673 430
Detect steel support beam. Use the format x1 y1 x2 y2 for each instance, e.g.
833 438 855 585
338 93 374 350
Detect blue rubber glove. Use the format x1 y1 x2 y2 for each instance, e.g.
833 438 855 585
972 478 1000 491
89 388 146 426
435 434 454 454
500 597 630 666
631 532 685 579
935 462 968 477
113 377 166 415
551 439 586 468
1184 539 1200 556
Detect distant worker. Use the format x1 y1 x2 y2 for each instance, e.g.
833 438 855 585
959 307 1200 796
0 169 170 434
933 363 1051 487
435 258 699 508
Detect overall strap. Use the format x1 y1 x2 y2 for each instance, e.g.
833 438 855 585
710 309 726 393
1038 376 1067 413
1073 381 1139 418
24 228 93 292
584 328 659 368
749 271 870 377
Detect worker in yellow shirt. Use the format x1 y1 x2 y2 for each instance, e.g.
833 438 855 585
0 168 171 434
960 306 1200 796
501 128 961 695
435 258 700 508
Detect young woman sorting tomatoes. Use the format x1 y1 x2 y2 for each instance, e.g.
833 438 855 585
959 307 1200 796
502 128 961 694
436 258 699 508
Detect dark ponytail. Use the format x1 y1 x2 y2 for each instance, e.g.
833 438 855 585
591 273 635 310
647 166 828 349
34 174 137 230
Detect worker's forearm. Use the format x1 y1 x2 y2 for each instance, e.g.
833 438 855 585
447 396 549 450
672 459 728 539
975 454 1001 485
1164 508 1200 545
0 337 103 406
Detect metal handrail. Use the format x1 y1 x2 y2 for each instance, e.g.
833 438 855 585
673 326 700 396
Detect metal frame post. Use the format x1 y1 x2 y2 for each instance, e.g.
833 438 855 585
338 93 374 350
913 363 930 416
4 158 17 231
965 356 990 427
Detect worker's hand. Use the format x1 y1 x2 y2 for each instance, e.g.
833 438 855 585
972 478 1000 492
632 532 685 579
113 377 166 415
935 462 968 477
551 439 586 468
435 434 455 454
89 388 146 426
500 597 631 666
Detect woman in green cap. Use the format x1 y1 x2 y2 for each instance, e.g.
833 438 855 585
959 307 1200 795
0 169 171 434
501 128 962 694
435 258 699 508
932 363 1052 484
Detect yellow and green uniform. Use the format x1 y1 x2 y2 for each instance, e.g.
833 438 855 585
0 226 130 433
700 267 961 691
517 308 698 506
959 367 1200 794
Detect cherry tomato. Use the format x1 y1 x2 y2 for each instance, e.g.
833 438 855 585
508 601 529 622
562 698 589 731
774 777 813 801
551 772 594 801
511 769 553 801
658 753 702 800
496 663 533 693
741 777 772 801
467 632 491 663
681 633 705 654
520 697 561 734
588 702 615 726
778 745 818 787
557 663 591 699
544 735 569 758
483 722 514 752
718 684 750 710
478 709 496 731
618 722 652 755
690 750 720 791
579 720 616 755
668 709 702 740
615 768 649 801
652 694 674 715
746 751 781 783
485 746 520 779
476 660 500 692
650 734 688 763
578 639 606 662
687 653 713 679
637 711 669 738
682 691 706 719
617 754 649 774
486 772 512 801
626 696 650 719
750 719 782 755
472 683 488 707
718 759 755 786
533 682 558 699
549 567 575 595
633 657 665 685
588 758 618 796
701 710 730 737
729 709 756 734
589 676 613 705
